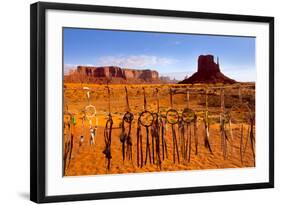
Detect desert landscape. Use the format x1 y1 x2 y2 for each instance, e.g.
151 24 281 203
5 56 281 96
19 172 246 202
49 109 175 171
63 55 256 176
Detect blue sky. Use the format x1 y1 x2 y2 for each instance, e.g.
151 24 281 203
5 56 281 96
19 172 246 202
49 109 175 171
64 28 256 82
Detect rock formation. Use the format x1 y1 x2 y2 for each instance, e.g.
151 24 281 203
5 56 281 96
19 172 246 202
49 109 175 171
178 55 236 84
64 66 160 84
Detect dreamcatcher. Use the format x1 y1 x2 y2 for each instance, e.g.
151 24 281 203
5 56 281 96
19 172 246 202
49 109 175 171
151 112 161 168
160 115 169 161
137 88 154 166
203 89 213 154
82 88 98 147
219 88 231 159
229 87 255 165
179 89 197 162
63 110 76 175
156 89 169 162
136 117 144 167
148 88 162 168
146 89 168 164
85 104 98 146
120 87 134 161
166 89 180 163
103 86 113 170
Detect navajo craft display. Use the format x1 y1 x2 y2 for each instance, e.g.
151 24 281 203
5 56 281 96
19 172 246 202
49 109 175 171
63 84 255 175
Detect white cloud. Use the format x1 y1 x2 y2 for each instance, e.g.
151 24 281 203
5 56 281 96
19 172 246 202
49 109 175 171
97 55 174 69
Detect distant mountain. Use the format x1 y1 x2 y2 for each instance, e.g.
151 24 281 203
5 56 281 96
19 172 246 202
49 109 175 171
178 55 236 84
159 76 179 84
64 66 164 84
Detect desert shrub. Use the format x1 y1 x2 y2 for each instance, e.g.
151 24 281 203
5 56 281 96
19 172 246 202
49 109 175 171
242 94 255 111
198 94 240 108
207 95 221 107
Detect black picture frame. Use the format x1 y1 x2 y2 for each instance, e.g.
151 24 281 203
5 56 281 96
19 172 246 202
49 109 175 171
30 1 274 203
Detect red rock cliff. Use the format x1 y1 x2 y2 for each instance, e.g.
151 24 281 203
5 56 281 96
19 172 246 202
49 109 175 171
65 66 160 84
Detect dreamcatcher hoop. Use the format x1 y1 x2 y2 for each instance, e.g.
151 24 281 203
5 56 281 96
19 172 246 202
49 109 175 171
182 108 196 123
139 110 154 127
84 105 97 119
166 108 179 125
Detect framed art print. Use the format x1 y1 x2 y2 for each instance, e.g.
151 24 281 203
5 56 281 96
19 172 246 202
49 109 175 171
30 2 274 203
